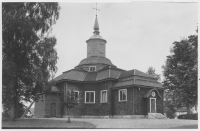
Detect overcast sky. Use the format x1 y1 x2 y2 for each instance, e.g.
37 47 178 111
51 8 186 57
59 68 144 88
51 1 198 80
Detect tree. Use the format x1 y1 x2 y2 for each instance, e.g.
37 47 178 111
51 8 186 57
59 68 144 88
146 66 161 82
2 2 60 120
58 90 80 123
162 29 198 114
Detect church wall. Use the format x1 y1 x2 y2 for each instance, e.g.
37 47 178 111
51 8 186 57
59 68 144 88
135 87 150 115
156 90 164 114
112 88 134 115
64 81 114 116
134 87 164 114
43 80 164 117
112 87 164 115
44 94 62 118
34 94 45 118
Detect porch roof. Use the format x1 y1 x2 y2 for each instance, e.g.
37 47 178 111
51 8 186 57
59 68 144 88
143 88 162 98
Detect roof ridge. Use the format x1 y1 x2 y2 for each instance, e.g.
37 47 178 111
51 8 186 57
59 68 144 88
134 69 157 79
82 72 88 81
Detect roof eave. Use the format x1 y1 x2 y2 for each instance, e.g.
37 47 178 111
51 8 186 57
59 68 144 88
52 78 117 84
112 84 164 90
86 38 107 43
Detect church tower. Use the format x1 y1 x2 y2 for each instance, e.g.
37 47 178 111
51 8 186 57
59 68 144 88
86 16 106 57
76 15 116 70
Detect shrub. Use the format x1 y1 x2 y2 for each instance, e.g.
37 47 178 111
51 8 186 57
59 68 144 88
2 111 9 121
165 104 176 119
178 113 198 120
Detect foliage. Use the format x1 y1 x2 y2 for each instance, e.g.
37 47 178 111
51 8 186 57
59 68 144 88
178 113 198 120
64 90 79 110
58 89 80 122
162 29 198 114
146 66 161 81
2 2 60 119
164 104 176 119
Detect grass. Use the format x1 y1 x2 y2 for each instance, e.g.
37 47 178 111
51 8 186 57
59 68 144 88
2 118 198 129
2 119 96 129
73 118 198 129
170 125 198 129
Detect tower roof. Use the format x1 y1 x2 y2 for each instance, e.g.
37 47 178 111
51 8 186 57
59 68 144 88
93 16 99 31
77 56 115 66
87 16 106 41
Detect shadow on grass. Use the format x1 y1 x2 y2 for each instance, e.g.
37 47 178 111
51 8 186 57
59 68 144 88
170 124 198 129
2 119 96 129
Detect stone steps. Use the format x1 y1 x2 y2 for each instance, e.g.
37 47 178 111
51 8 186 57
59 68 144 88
148 113 167 119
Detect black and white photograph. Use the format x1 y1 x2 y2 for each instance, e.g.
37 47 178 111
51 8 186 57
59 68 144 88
2 0 198 129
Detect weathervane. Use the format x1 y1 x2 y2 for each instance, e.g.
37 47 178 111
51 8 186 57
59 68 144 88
93 3 100 16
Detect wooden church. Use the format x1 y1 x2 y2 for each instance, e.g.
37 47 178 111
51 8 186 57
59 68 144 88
34 15 165 119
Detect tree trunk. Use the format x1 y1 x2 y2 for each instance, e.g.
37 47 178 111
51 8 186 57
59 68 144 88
61 103 65 118
8 104 15 121
67 116 71 123
7 80 16 121
67 108 71 123
20 100 35 118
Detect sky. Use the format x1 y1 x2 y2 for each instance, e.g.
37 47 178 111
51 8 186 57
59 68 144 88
51 1 198 80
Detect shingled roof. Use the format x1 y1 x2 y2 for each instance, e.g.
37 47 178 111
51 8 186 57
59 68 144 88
84 72 97 81
52 66 163 89
77 56 115 67
113 78 163 88
119 69 157 79
52 68 121 83
113 69 163 89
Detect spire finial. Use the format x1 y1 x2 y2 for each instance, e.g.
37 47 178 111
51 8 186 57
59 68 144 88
93 3 100 16
93 3 100 34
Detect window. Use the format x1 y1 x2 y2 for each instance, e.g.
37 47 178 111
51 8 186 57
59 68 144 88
89 66 96 72
101 90 107 103
119 89 127 102
85 91 95 103
151 91 155 97
73 91 79 101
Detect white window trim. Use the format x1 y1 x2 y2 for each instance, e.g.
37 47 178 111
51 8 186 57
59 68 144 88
100 90 107 103
118 89 127 102
89 66 96 72
85 91 95 104
74 91 79 101
150 98 157 113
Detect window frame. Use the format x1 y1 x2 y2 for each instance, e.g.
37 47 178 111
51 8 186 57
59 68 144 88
151 91 155 97
73 91 79 102
118 89 127 102
89 66 96 72
85 91 95 104
100 90 107 103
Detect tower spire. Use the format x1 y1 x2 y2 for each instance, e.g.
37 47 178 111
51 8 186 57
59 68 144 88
87 3 107 58
93 3 100 35
93 16 99 31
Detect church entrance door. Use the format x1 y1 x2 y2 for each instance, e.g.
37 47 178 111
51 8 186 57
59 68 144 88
51 103 56 117
150 98 156 113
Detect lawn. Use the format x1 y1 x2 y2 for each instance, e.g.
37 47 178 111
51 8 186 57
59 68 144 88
2 119 95 129
2 118 198 129
72 118 198 129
